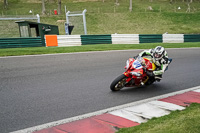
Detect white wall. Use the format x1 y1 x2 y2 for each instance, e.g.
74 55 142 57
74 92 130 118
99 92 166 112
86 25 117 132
57 35 81 47
163 34 184 43
111 34 139 44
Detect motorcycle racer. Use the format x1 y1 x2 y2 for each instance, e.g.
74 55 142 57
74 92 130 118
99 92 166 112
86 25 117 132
136 46 170 81
110 46 172 91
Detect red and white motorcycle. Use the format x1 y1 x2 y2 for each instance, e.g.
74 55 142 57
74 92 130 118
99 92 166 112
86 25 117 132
110 56 172 91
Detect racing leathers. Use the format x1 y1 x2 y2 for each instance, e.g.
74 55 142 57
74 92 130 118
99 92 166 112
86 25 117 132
138 49 169 80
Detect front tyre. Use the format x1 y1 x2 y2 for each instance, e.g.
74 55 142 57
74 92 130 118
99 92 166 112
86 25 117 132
110 74 128 91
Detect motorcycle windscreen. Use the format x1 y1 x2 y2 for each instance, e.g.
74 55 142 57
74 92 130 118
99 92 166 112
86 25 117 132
144 58 156 71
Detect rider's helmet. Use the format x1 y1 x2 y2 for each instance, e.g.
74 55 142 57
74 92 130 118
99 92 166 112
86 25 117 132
153 46 165 61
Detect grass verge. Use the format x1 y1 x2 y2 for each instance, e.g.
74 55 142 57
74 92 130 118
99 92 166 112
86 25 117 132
1 0 200 36
0 42 200 57
117 103 200 133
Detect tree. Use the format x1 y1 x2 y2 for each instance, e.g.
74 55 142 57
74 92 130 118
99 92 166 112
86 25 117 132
58 0 61 15
4 0 8 9
42 0 46 15
129 0 132 12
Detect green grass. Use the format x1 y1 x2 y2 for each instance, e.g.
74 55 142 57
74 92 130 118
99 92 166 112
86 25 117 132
117 103 200 133
1 0 200 37
0 42 199 56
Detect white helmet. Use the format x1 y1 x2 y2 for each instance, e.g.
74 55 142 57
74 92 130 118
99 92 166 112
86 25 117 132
153 46 165 60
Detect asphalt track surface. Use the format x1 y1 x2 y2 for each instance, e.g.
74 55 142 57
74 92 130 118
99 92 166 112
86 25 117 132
0 48 200 133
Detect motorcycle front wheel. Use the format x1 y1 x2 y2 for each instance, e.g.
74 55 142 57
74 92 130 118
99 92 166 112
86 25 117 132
110 74 128 91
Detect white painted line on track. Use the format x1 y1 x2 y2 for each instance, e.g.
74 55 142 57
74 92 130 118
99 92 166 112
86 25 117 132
1 47 200 59
0 49 142 59
11 85 200 133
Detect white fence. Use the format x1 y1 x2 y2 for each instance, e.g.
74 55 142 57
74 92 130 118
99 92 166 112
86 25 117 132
57 35 81 47
163 34 184 43
111 34 139 44
0 14 40 23
47 34 191 47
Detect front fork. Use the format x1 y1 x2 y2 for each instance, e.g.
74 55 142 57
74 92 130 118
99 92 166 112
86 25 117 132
123 72 133 86
123 72 149 86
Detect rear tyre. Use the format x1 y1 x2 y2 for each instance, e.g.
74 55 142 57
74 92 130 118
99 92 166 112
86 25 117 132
110 74 127 91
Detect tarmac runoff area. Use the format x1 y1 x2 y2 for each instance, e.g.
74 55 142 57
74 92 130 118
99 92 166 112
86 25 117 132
12 85 200 133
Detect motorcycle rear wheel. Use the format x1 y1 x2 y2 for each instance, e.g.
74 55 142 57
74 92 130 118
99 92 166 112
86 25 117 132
110 74 127 91
145 77 155 85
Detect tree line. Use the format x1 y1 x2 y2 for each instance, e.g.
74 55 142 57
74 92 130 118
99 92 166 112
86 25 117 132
3 0 62 15
3 0 197 13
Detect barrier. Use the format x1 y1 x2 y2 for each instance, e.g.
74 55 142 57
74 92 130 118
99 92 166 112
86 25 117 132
163 34 184 43
184 34 200 42
111 34 139 44
44 34 199 47
0 37 43 48
2 34 198 48
57 35 81 47
45 35 58 47
139 34 162 43
81 35 112 45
